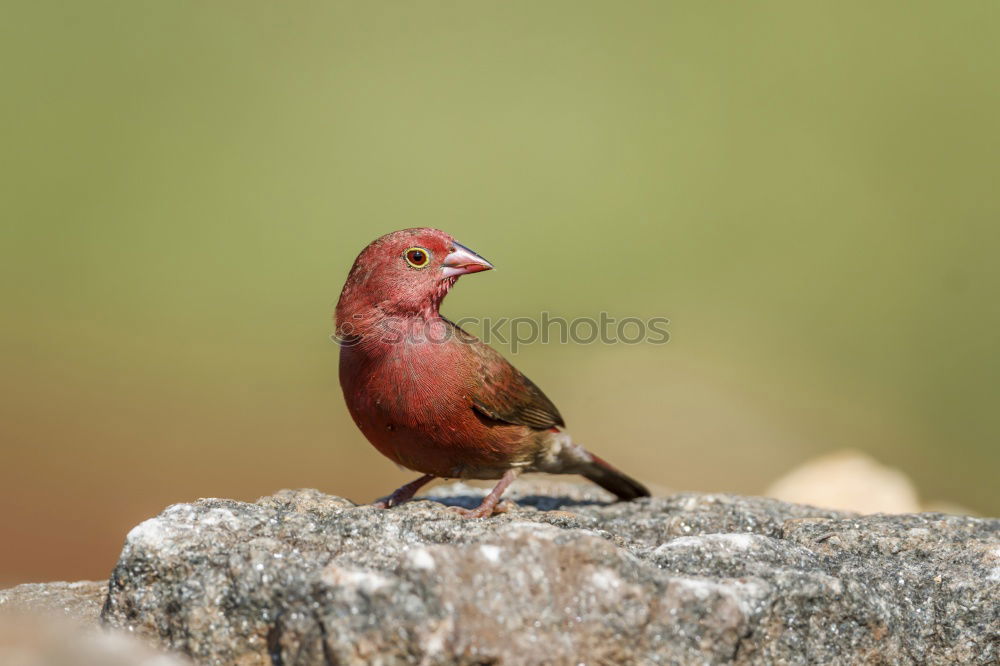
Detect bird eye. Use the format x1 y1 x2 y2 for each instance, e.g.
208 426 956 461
404 247 430 268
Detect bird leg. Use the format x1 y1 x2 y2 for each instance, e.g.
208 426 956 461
451 468 521 519
372 474 436 509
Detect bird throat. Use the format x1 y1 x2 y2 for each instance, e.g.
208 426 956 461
424 276 459 317
337 276 460 346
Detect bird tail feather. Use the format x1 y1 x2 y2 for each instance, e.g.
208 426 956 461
580 452 650 501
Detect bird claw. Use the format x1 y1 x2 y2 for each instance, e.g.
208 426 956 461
494 499 517 514
448 506 491 519
372 495 407 509
371 474 437 510
448 499 517 519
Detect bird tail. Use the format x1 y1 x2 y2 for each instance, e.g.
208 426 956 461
537 430 651 501
580 452 650 501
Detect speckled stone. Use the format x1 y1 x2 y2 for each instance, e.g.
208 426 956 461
0 581 191 666
0 581 106 625
99 481 1000 665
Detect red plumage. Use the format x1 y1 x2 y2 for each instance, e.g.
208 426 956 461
336 228 649 517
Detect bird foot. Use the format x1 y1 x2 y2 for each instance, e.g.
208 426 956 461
371 493 414 509
370 474 436 510
449 499 517 519
372 494 408 509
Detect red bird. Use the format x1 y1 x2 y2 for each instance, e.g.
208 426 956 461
336 228 649 517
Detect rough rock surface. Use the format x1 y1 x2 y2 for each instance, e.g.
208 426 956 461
0 581 106 625
0 616 191 666
100 481 1000 665
0 582 191 666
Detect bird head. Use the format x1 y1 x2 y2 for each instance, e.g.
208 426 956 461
337 228 493 321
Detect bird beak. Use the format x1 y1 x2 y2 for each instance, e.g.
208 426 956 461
442 242 493 278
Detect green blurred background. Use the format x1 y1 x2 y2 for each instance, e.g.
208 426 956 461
2 1 998 585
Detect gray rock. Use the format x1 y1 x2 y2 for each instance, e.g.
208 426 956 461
0 581 106 625
100 481 1000 665
0 582 191 666
0 616 191 666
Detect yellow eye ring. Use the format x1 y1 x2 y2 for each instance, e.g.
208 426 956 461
404 246 431 268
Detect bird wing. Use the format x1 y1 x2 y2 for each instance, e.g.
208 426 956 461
449 321 565 430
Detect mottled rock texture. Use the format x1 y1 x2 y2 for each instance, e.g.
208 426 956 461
0 581 106 625
96 481 999 665
0 582 190 666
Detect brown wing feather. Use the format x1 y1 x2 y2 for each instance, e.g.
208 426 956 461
448 319 565 430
